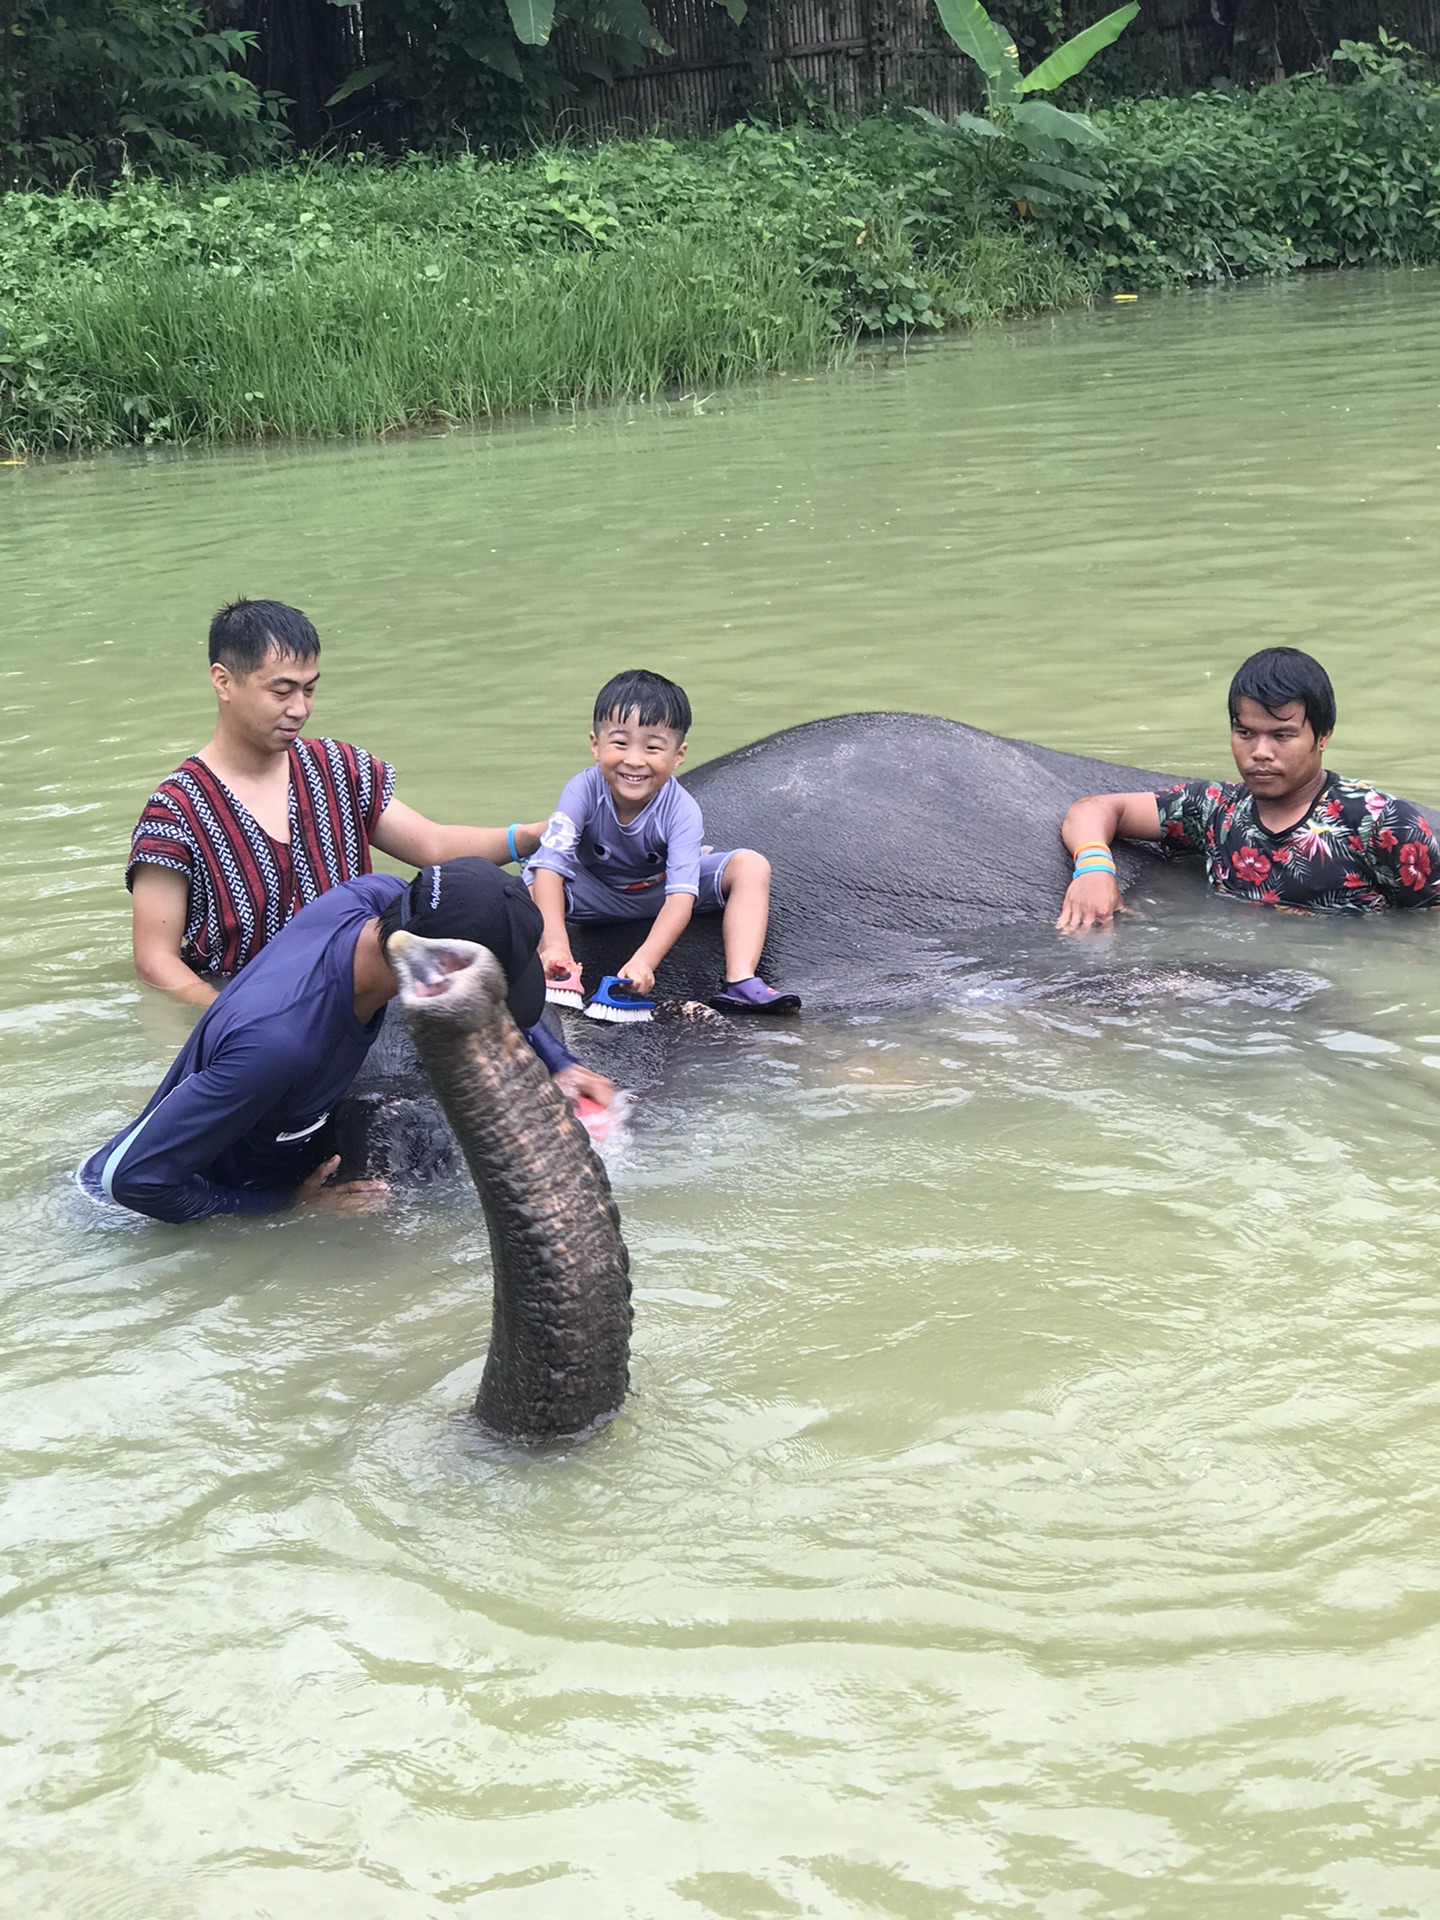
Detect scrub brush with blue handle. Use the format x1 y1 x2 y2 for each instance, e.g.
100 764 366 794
584 976 655 1025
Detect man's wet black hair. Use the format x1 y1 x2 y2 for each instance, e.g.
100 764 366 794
209 598 320 675
1228 647 1335 742
592 669 691 742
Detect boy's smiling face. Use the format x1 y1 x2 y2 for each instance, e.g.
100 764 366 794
590 708 687 821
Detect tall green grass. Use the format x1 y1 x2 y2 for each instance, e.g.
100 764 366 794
42 234 835 446
0 124 1094 454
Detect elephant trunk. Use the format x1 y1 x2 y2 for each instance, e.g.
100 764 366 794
389 933 631 1446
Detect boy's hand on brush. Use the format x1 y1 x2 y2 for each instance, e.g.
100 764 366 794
619 959 655 996
541 940 578 979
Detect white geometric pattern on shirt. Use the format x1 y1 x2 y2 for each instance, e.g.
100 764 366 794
131 739 391 975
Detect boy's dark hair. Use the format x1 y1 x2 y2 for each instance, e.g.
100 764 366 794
209 598 320 675
592 669 691 742
1228 647 1335 741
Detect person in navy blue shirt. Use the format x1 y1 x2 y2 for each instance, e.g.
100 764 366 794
80 859 616 1224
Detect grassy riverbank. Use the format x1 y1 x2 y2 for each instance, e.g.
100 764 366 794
5 50 1440 453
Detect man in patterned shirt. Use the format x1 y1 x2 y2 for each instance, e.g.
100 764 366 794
1057 647 1440 933
130 599 547 1006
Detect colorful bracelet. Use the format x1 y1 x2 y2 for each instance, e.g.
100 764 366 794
507 823 522 864
1072 842 1117 879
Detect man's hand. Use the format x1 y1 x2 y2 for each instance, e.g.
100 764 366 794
297 1154 389 1214
516 819 549 860
1056 793 1164 936
553 1064 621 1110
1056 873 1129 935
618 958 655 996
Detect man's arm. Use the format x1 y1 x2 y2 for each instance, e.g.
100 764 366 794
524 1020 618 1109
620 893 696 995
132 865 220 1008
371 799 546 869
1055 792 1163 935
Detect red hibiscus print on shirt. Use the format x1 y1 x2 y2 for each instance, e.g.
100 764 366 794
1399 841 1432 890
1232 846 1272 884
1155 775 1437 913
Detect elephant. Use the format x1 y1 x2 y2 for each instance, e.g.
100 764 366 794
335 711 1318 1178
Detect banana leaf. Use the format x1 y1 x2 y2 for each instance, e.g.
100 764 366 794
933 0 1019 97
463 35 525 79
506 0 556 47
1013 98 1104 144
954 108 1004 136
1019 158 1102 191
1016 2 1139 94
590 0 672 53
324 62 391 106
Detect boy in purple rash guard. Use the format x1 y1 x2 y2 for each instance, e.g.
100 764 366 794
527 669 800 1014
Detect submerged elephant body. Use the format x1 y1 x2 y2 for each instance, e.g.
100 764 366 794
569 710 1178 1007
339 712 1200 1175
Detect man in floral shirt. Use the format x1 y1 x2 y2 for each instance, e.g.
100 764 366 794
1057 647 1440 932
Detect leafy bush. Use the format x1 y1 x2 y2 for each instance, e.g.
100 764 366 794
4 0 287 187
333 0 749 152
1044 32 1440 283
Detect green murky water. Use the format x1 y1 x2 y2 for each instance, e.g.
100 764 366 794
3 270 1440 1919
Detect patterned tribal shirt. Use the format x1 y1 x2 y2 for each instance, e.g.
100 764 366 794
127 736 395 978
1155 773 1440 913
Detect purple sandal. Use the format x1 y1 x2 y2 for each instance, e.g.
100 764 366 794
708 976 802 1016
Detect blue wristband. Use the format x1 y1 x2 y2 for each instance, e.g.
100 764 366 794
507 823 521 864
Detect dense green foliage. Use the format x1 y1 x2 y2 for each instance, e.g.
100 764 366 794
1059 33 1440 280
7 0 1440 186
330 0 749 152
5 43 1440 453
3 0 746 182
4 0 288 185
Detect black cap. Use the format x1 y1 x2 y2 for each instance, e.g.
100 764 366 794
383 858 545 1030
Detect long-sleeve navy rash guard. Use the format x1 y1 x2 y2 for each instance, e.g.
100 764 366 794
80 873 576 1224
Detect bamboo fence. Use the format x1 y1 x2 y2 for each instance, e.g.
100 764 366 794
554 0 970 137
